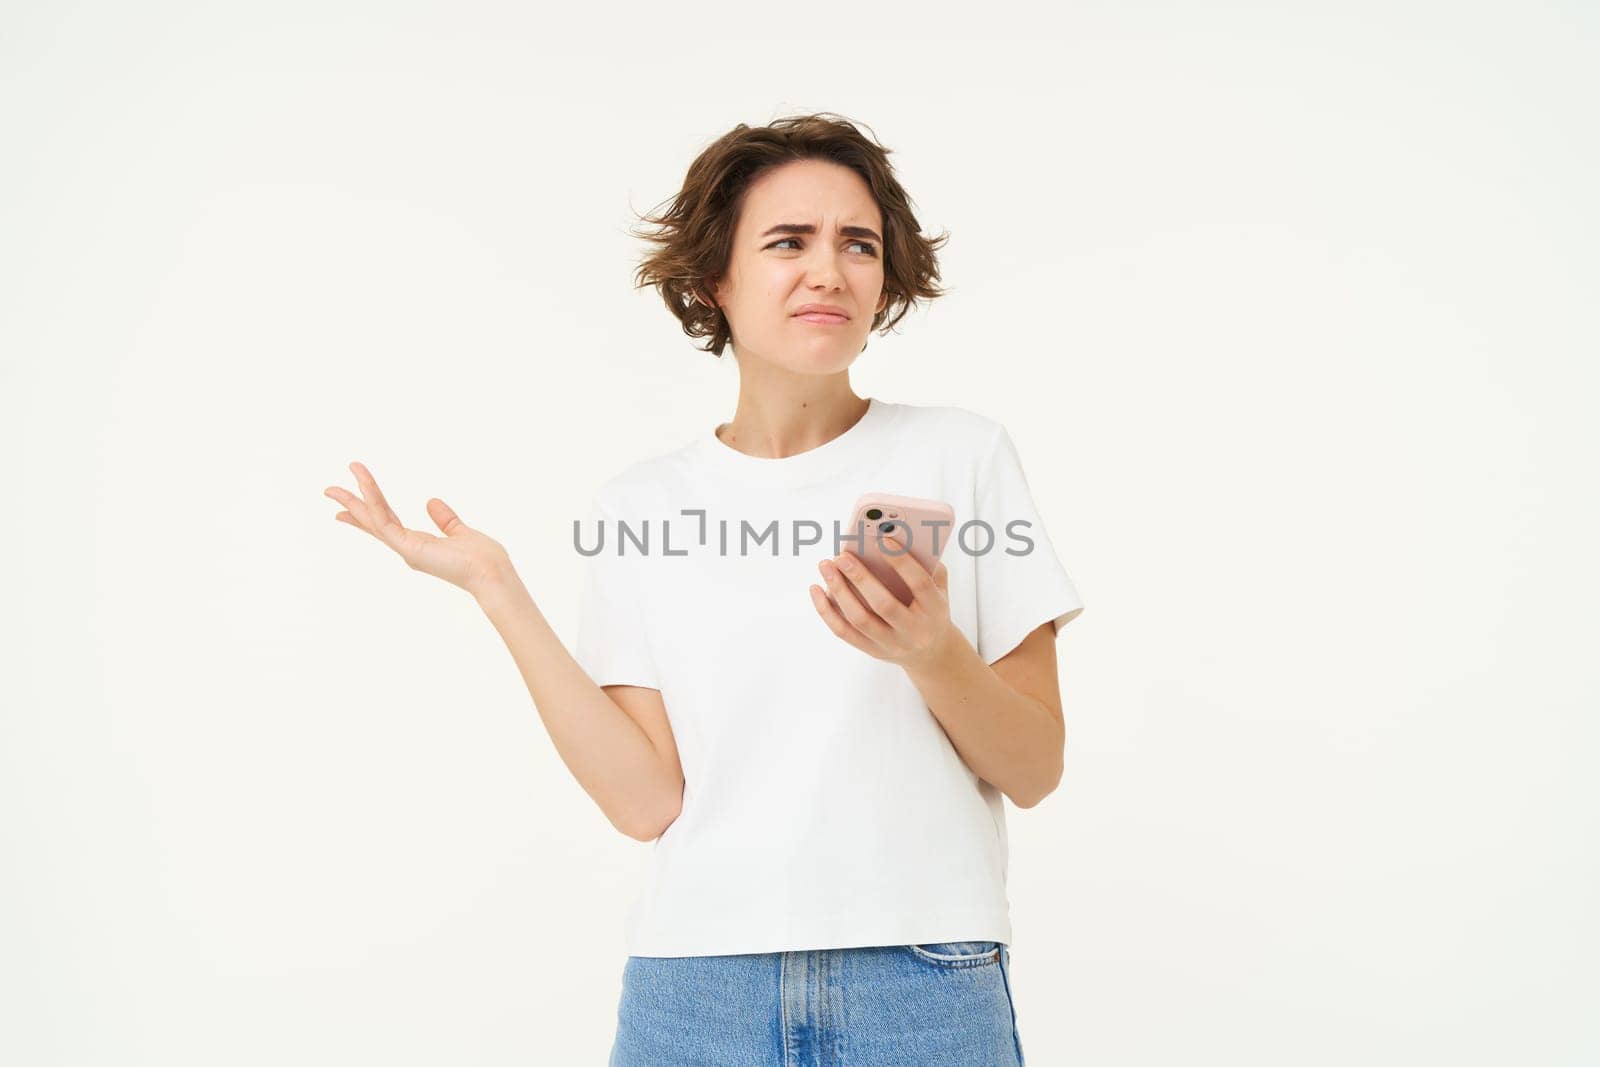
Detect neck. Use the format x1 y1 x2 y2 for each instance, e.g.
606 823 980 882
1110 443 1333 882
714 371 868 460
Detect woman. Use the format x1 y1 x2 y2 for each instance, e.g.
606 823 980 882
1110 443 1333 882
324 113 1084 1065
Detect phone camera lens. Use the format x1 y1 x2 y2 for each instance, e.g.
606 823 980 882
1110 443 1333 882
880 521 896 536
865 508 883 521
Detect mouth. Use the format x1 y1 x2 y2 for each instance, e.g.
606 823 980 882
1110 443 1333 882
793 312 850 326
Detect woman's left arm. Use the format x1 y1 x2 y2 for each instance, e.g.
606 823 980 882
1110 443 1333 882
811 536 1066 808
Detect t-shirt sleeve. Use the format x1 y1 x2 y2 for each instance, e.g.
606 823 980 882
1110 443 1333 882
972 424 1086 665
572 495 661 690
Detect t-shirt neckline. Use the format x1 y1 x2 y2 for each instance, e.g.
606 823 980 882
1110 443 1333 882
693 396 898 489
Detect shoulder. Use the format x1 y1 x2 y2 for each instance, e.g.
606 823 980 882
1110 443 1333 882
881 398 1010 459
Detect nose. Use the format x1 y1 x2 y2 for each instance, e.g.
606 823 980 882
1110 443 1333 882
804 246 847 291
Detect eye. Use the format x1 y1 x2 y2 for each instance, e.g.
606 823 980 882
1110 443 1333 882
767 237 879 257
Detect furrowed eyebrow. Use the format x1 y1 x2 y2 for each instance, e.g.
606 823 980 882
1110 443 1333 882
759 223 883 244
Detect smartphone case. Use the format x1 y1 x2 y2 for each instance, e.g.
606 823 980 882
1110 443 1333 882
843 492 957 606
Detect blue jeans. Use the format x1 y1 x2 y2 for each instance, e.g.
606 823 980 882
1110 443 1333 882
608 941 1025 1066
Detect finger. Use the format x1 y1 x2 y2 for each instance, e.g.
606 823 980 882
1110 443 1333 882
326 484 419 560
427 497 466 536
334 510 381 542
932 558 949 591
876 535 939 604
831 551 909 628
809 585 879 657
325 485 380 532
819 557 894 641
349 461 402 525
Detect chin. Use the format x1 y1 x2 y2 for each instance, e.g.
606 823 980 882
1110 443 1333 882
742 337 862 375
790 350 860 375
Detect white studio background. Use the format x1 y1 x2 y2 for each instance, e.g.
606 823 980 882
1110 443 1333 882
3 2 1595 1064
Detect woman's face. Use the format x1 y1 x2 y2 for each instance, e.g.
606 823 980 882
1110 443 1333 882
708 158 888 374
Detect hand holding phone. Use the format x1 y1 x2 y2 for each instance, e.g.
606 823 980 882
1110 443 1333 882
842 493 955 606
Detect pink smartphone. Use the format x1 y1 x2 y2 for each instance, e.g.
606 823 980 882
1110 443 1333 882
843 492 956 606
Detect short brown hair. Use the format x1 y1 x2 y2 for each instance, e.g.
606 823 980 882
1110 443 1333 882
629 112 951 357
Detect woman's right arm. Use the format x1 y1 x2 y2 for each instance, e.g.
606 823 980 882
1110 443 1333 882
324 461 683 842
474 574 685 842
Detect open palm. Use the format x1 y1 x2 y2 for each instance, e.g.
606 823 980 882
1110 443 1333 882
324 461 512 597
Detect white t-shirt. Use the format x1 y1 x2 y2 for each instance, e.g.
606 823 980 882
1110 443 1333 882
572 397 1085 957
